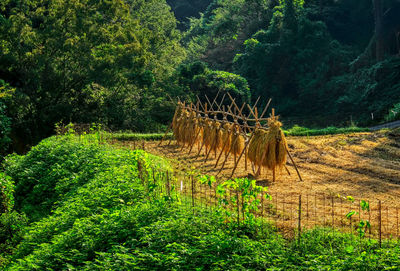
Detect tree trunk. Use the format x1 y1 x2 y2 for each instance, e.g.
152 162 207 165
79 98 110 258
373 0 384 61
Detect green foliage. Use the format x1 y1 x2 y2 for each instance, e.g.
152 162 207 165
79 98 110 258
2 135 400 269
334 57 400 124
234 4 355 116
384 102 400 122
0 0 185 146
175 61 251 106
284 125 370 136
111 132 173 141
0 211 28 267
0 102 11 156
167 0 213 30
0 172 14 213
1 135 286 270
184 0 274 70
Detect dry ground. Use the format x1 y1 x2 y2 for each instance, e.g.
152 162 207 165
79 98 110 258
110 130 400 207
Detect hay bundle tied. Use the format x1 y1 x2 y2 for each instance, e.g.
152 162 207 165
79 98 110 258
176 110 189 144
209 120 222 153
172 105 183 140
262 118 287 170
203 119 213 148
247 129 268 167
221 123 232 154
185 111 198 145
230 124 245 156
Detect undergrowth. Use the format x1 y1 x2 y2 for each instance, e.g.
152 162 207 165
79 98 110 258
1 134 399 270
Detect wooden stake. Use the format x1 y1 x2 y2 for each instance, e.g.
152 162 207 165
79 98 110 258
226 104 270 178
286 147 303 182
272 167 276 183
159 122 173 146
378 200 382 247
298 194 302 244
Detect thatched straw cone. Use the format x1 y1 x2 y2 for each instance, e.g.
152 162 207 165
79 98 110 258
230 124 245 156
221 123 232 154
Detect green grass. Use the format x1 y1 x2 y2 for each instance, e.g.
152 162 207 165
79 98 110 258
284 125 370 136
109 132 173 141
1 134 400 270
108 125 370 142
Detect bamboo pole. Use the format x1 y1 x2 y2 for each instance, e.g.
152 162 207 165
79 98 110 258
204 102 234 162
214 99 246 168
158 122 173 146
227 103 271 178
195 95 226 159
286 148 303 182
255 108 275 178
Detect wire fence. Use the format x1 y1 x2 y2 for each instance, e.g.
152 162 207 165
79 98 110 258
138 161 400 246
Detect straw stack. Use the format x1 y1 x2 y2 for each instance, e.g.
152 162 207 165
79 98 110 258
262 118 287 169
230 124 245 156
221 123 232 154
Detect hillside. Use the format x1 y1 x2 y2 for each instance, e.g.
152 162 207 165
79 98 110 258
2 134 400 269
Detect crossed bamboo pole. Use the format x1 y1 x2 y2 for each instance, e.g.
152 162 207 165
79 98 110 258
160 93 303 182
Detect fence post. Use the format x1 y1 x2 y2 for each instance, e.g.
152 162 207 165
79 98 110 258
397 207 399 240
261 191 264 232
166 171 170 198
378 200 382 248
298 194 302 244
237 190 240 227
331 196 335 236
191 176 195 208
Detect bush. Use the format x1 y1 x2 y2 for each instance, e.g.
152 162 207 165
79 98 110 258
384 102 400 122
175 61 251 106
0 211 28 267
0 172 14 214
0 102 11 156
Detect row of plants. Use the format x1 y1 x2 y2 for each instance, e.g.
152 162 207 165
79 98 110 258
1 134 400 270
108 125 371 143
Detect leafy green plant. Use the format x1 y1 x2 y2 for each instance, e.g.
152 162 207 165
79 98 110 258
0 172 14 213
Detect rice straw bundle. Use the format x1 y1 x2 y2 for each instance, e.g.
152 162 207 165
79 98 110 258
185 111 197 145
172 105 183 141
209 120 222 154
247 129 268 167
177 111 189 144
221 123 232 154
196 118 206 145
203 119 213 149
262 118 287 170
230 124 245 156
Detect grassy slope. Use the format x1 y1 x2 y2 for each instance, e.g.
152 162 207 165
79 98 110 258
1 135 400 270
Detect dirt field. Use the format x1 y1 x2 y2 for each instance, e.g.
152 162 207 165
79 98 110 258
111 129 400 207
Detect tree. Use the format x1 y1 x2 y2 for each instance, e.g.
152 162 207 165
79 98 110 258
374 0 384 61
0 0 184 147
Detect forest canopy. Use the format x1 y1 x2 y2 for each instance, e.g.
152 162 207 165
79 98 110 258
1 0 400 153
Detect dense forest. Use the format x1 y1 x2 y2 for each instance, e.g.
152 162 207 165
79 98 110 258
1 0 400 154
